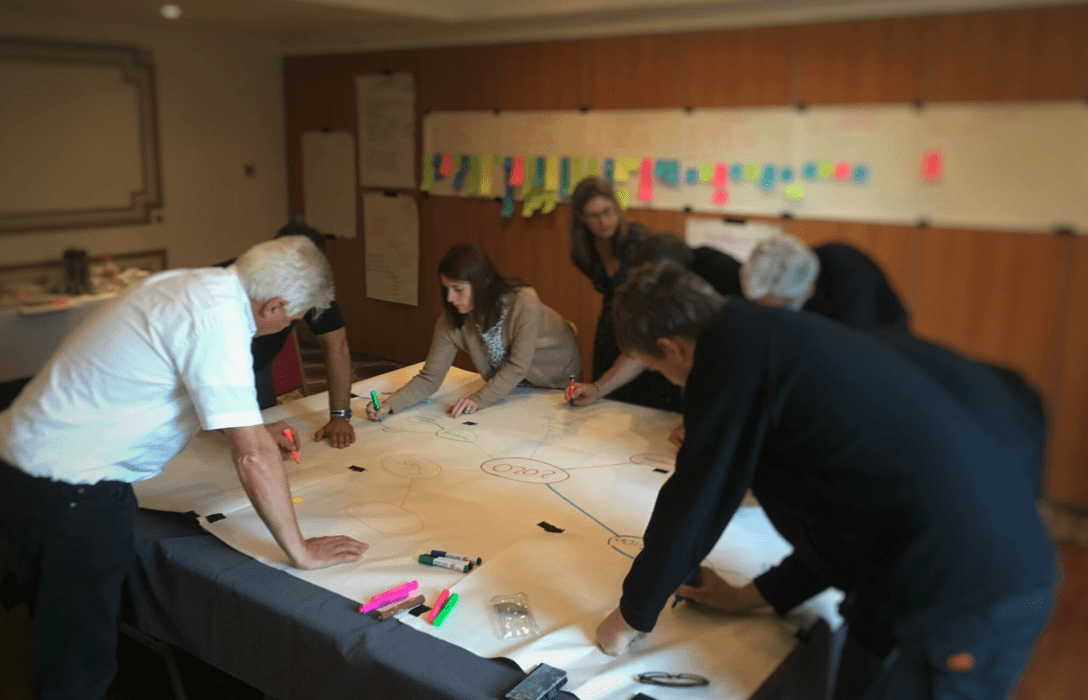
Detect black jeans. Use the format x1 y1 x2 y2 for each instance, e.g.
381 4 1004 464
833 587 1055 700
0 459 136 700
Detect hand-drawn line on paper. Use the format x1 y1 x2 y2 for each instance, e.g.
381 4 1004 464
382 415 493 457
344 453 441 534
564 453 675 471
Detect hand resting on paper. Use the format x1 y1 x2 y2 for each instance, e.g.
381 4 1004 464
674 566 769 614
448 397 479 419
291 536 369 570
595 606 646 656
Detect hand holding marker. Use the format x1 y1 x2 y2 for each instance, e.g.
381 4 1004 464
566 375 576 407
370 390 382 421
282 428 300 464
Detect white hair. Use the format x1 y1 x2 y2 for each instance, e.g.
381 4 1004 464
740 235 820 307
232 236 334 317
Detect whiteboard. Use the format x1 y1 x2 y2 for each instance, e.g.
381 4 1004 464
423 103 1088 233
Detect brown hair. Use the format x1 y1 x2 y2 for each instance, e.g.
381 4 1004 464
438 244 524 331
613 260 726 357
568 176 633 277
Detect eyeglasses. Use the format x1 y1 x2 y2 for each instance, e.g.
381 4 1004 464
635 672 709 687
582 205 617 222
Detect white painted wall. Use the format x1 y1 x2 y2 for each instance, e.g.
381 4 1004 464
0 13 288 269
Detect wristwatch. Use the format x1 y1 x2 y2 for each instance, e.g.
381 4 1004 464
329 408 352 420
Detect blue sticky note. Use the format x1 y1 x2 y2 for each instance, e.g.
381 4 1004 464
685 167 699 184
453 155 470 191
501 158 515 217
603 159 615 183
654 160 668 180
662 160 680 185
853 164 870 184
534 156 546 188
780 167 795 183
433 154 444 180
803 162 819 180
560 158 572 198
729 163 744 181
760 164 776 190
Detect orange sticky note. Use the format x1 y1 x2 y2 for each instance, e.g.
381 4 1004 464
637 158 654 202
833 161 851 181
713 163 728 188
439 154 454 175
510 157 525 186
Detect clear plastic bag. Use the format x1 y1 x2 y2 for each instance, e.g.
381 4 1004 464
490 592 541 640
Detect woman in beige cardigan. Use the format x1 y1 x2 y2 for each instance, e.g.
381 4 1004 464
365 244 581 420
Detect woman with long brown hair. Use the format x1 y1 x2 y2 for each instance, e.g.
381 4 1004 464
366 243 581 420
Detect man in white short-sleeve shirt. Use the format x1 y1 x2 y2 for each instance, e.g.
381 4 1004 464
0 236 368 700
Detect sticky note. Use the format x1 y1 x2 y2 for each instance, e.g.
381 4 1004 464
545 156 560 191
570 158 584 188
479 154 500 196
616 188 629 209
534 156 546 188
785 183 805 200
541 190 559 215
744 163 759 181
559 158 572 198
466 155 482 195
439 153 454 176
291 497 303 504
685 167 699 184
615 157 638 183
713 163 728 188
432 153 444 180
420 152 436 191
510 157 525 186
833 161 851 181
453 155 470 191
587 158 600 177
803 162 818 180
780 167 795 183
713 187 728 205
523 158 537 192
818 161 833 179
655 160 680 185
699 163 714 183
603 159 615 183
853 164 870 184
638 157 654 202
921 149 943 181
761 164 776 190
501 158 515 217
523 189 542 217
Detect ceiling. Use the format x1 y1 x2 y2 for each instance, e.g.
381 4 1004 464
0 0 1068 53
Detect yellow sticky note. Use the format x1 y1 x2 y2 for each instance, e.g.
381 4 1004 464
616 189 630 209
744 163 759 181
587 158 601 177
541 190 559 214
699 163 714 183
569 157 584 188
479 154 494 196
819 161 833 179
614 157 639 183
420 152 436 191
785 183 806 200
523 188 543 217
466 155 482 195
523 158 537 193
291 496 304 504
544 156 560 190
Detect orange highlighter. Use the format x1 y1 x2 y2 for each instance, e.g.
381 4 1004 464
283 428 300 464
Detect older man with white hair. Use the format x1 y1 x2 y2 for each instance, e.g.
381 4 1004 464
0 236 368 700
741 235 909 329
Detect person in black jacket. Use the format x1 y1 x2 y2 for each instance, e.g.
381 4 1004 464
741 234 909 330
596 260 1057 700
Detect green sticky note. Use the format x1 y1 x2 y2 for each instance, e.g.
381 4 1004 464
819 161 833 179
570 157 584 189
785 183 805 200
523 158 537 193
744 162 759 181
523 188 543 217
544 156 560 190
616 189 630 209
699 163 714 183
478 154 493 196
540 190 559 215
614 157 639 183
466 155 482 195
420 152 436 191
587 158 600 177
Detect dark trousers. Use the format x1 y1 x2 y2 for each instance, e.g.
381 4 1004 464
833 587 1054 700
0 459 137 700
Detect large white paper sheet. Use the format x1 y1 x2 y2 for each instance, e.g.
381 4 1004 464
302 130 358 239
355 72 416 189
362 191 419 306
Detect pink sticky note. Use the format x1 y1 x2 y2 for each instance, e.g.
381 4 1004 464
922 149 944 181
510 157 526 186
439 154 454 175
833 161 851 181
638 157 654 202
713 163 728 188
713 186 728 205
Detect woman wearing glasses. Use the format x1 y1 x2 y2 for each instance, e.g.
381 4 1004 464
566 176 683 412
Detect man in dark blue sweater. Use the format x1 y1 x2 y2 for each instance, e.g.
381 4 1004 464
596 260 1057 700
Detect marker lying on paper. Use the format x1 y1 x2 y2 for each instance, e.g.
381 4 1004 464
432 593 459 627
282 428 299 464
372 594 425 620
426 588 452 623
360 580 419 613
429 550 482 566
418 554 471 572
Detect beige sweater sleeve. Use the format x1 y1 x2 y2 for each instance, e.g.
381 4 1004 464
385 314 461 414
466 288 543 409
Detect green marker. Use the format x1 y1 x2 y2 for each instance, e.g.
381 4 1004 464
432 593 459 627
370 390 382 422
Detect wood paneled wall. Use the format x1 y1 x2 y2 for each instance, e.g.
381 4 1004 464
283 4 1088 503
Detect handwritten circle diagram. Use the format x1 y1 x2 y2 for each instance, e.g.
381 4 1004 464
480 457 569 484
381 454 441 480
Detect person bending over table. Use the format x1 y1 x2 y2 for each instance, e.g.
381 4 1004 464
366 243 580 421
568 231 742 417
223 223 356 448
565 176 682 412
594 260 1056 700
0 236 368 700
741 233 909 329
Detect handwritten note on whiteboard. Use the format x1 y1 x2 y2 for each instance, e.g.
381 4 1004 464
302 131 357 239
363 192 419 306
355 73 416 189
